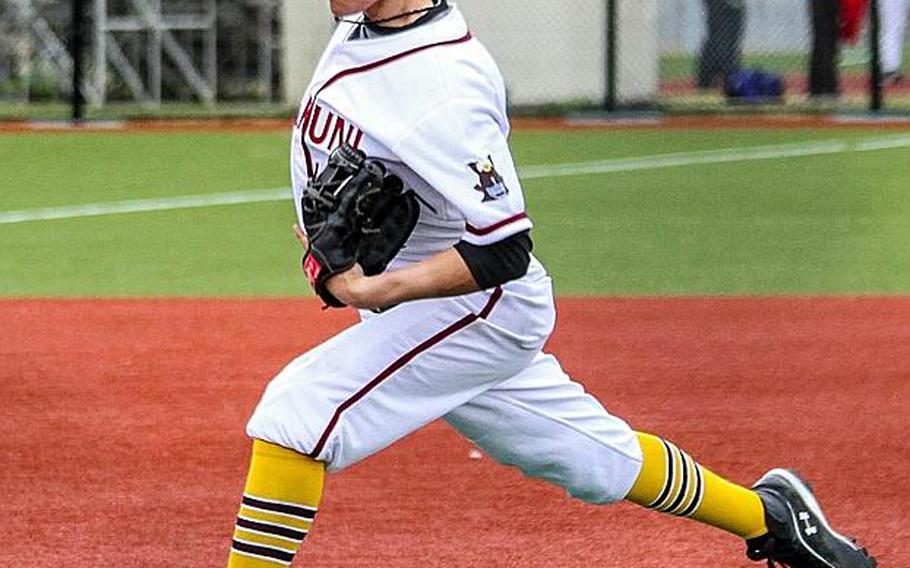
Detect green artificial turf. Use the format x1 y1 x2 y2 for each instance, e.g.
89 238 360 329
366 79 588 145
1 128 908 297
660 52 808 82
658 46 910 81
0 132 291 210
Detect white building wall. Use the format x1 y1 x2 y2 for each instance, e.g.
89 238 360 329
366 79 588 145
281 1 333 105
616 0 660 104
457 0 608 105
281 1 660 107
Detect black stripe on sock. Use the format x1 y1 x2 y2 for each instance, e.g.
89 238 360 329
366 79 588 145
678 463 704 518
231 539 295 563
649 439 676 509
662 449 690 513
242 496 316 520
237 517 308 541
667 451 696 515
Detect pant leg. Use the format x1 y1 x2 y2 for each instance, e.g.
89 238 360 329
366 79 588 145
247 264 556 472
880 0 910 73
445 352 643 505
699 0 747 88
902 0 910 70
699 0 724 88
716 0 746 78
809 0 841 95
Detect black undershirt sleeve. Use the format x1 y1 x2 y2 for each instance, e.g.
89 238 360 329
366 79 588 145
454 230 533 290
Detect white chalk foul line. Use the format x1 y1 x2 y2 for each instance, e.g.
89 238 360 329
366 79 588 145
2 134 909 226
0 188 290 225
853 134 910 152
519 139 849 179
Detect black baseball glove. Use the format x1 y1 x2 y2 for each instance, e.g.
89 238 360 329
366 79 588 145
357 173 420 277
301 143 420 307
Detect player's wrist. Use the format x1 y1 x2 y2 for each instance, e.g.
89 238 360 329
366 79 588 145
325 265 383 309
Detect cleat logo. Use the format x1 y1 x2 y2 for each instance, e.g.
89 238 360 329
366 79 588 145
798 511 818 536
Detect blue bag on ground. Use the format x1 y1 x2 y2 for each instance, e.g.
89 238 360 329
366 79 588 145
724 69 785 103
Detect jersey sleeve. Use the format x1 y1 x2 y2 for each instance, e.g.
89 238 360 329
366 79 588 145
390 99 532 246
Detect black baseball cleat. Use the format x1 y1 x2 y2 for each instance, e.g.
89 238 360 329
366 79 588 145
745 469 876 568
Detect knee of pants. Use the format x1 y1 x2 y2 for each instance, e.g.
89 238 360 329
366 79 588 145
533 459 634 505
550 445 643 505
463 424 643 506
245 395 324 463
243 357 332 462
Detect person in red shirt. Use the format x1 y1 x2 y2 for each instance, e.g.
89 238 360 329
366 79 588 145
840 0 869 43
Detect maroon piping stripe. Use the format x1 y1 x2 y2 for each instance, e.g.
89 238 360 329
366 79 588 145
465 212 529 237
479 286 503 318
313 32 473 100
309 286 503 459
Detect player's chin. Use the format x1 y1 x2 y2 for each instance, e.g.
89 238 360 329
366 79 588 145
329 0 376 17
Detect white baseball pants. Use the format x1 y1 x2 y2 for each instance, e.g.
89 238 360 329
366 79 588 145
881 0 910 73
247 259 643 505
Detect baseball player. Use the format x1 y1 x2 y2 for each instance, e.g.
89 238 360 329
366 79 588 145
226 2 876 567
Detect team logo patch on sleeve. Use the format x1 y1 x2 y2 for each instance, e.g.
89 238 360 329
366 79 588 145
469 156 509 202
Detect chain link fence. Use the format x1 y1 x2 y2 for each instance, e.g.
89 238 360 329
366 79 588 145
653 0 909 113
0 0 908 121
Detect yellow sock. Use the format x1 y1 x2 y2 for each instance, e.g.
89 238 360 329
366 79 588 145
227 440 326 567
626 432 768 540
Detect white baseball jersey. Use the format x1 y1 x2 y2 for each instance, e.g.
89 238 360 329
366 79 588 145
248 5 643 506
290 6 532 271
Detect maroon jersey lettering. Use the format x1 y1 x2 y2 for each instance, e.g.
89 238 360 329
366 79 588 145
299 99 364 180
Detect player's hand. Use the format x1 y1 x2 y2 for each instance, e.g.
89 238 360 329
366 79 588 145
293 224 372 308
292 223 310 250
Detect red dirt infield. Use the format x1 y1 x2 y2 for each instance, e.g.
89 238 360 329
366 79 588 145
2 297 908 567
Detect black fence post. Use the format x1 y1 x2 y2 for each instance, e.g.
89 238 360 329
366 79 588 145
606 0 618 111
869 0 883 112
71 0 87 122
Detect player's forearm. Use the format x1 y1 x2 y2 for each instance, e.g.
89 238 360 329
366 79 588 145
329 248 480 310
